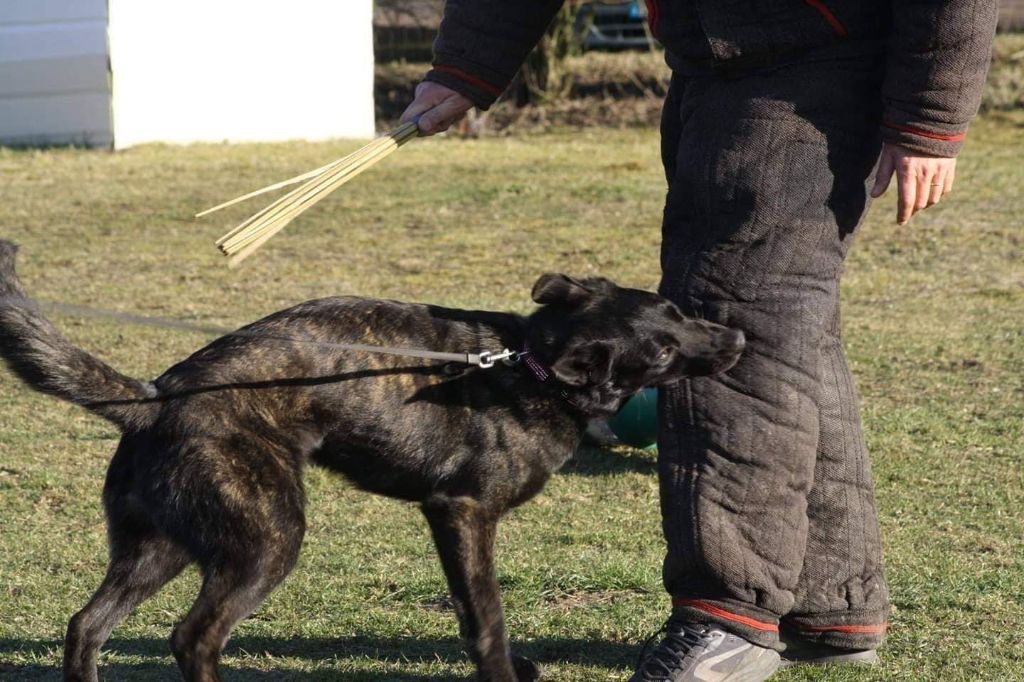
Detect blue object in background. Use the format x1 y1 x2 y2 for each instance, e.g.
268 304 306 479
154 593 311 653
579 1 653 50
607 387 659 449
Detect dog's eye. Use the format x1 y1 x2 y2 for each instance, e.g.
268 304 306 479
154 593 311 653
656 347 674 364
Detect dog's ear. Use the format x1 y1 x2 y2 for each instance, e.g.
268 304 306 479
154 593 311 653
531 274 594 305
551 340 614 387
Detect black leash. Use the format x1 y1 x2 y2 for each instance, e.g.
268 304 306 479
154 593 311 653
3 298 522 370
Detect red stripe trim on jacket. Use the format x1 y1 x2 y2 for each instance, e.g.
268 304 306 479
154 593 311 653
644 0 660 37
803 0 847 36
794 622 890 635
883 121 967 142
673 598 779 633
432 65 504 97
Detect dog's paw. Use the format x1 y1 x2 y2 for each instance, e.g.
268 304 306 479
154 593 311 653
512 655 543 681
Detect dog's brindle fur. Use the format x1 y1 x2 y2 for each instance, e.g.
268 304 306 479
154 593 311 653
0 240 744 682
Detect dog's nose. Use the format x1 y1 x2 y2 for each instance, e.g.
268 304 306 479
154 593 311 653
722 329 746 352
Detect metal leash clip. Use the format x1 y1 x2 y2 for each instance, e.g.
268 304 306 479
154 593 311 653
474 349 520 369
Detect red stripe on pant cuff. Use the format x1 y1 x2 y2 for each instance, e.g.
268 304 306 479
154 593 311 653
673 598 779 633
432 65 503 97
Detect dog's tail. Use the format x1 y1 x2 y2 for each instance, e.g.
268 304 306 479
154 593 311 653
0 240 159 431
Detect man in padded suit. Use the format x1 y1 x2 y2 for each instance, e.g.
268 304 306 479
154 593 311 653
400 1 997 680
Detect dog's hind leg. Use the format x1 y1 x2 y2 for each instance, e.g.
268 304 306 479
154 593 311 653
169 527 303 681
422 496 540 682
64 527 190 682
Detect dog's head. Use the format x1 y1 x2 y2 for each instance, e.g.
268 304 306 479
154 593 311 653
525 274 745 416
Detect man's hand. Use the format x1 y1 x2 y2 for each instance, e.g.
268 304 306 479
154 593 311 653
400 81 474 136
870 142 957 225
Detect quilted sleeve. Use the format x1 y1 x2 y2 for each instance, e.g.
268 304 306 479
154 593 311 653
424 0 566 109
880 0 999 157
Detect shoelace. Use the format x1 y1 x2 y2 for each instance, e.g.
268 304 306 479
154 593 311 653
634 619 713 681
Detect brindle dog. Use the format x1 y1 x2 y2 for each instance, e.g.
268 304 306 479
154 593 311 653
0 240 744 682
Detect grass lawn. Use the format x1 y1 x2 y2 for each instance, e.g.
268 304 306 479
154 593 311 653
0 112 1022 681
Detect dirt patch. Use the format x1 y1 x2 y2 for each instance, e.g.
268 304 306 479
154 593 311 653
418 594 455 613
543 589 646 613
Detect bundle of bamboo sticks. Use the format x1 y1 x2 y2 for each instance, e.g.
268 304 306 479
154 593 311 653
198 122 420 267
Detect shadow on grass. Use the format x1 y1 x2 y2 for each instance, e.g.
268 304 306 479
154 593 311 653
0 661 451 681
0 633 636 679
563 444 656 477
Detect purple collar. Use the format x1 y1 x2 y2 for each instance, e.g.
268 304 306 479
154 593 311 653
518 342 552 382
520 349 552 382
517 345 583 410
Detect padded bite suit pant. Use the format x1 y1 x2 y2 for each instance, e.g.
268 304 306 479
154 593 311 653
656 53 890 651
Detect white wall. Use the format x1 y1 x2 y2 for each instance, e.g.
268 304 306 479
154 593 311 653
108 0 376 149
0 0 112 147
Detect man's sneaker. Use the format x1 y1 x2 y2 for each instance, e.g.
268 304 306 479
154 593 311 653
630 616 780 682
779 635 879 668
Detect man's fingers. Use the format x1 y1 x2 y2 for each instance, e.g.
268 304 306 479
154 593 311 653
422 115 459 135
870 149 895 198
400 85 445 124
399 94 428 122
896 162 916 225
881 143 957 224
418 97 470 135
916 167 934 211
418 111 454 135
928 168 946 206
399 82 474 136
400 102 431 125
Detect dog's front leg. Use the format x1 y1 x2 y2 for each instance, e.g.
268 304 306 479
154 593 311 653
422 496 540 682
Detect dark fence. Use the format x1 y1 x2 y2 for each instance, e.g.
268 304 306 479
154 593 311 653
375 25 437 62
374 0 441 61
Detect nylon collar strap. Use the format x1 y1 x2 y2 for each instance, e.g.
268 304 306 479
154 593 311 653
517 344 583 410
